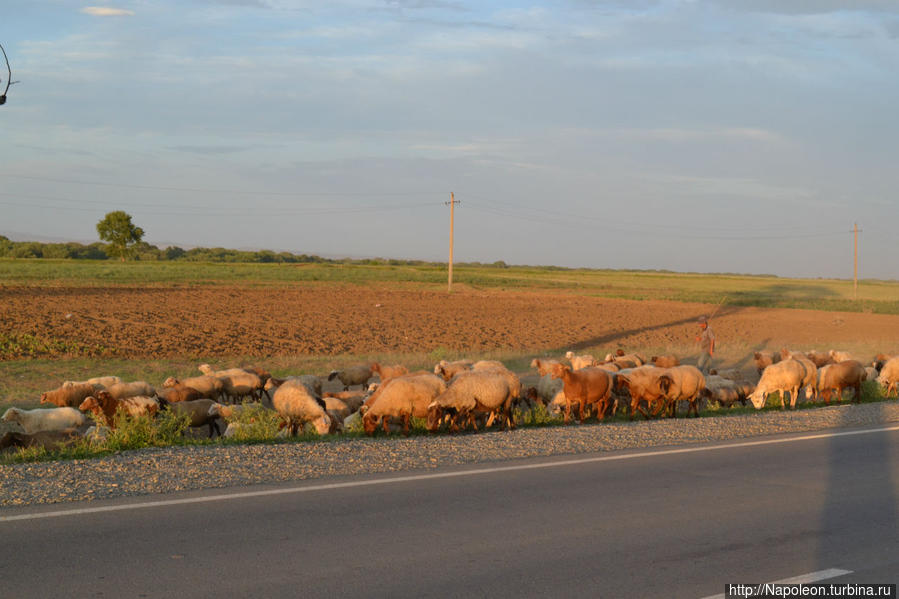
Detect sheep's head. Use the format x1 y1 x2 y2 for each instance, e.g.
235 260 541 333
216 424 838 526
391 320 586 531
1 408 20 422
564 351 574 360
549 363 569 380
529 358 539 370
162 377 179 388
804 386 815 400
658 375 673 396
79 397 100 413
312 413 331 436
39 392 49 404
362 411 378 435
748 390 767 409
198 364 213 375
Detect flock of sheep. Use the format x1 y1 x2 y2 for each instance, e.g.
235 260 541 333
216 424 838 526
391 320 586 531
2 347 899 454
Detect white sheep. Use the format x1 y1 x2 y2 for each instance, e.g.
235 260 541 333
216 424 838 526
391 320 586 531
876 356 899 397
433 359 474 381
2 407 86 434
829 349 854 363
749 360 808 409
104 381 156 400
63 376 121 389
271 379 330 436
361 373 447 435
426 371 515 433
565 351 597 370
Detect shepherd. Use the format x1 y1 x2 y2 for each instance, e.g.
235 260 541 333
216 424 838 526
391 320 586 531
695 315 716 375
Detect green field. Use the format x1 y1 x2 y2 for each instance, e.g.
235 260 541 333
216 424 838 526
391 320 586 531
2 258 897 313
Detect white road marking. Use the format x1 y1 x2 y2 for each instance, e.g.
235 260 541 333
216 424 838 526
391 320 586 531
2 424 898 523
700 567 853 599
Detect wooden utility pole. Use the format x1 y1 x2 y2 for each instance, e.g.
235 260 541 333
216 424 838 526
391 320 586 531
853 222 860 300
446 192 459 292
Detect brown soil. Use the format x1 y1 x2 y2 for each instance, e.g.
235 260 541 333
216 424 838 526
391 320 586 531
1 284 898 361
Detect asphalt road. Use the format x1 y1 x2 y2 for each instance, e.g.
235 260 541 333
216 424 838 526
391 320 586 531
1 424 898 598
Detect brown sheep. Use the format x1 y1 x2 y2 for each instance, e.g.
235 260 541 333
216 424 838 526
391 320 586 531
164 399 224 438
78 391 160 429
753 351 781 375
327 364 374 390
158 381 203 403
40 382 96 408
530 358 561 377
804 350 835 368
549 363 613 424
816 360 865 404
370 362 409 384
433 359 474 381
614 366 668 419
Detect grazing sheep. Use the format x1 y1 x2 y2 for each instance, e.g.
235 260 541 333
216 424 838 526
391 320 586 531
753 351 781 376
78 391 160 429
426 371 516 433
651 355 680 368
163 399 225 438
749 360 808 409
271 379 331 436
433 359 474 381
104 381 156 401
782 354 818 401
1 407 86 434
864 366 879 382
466 361 521 403
872 353 893 372
0 429 82 452
218 371 264 403
266 375 323 398
363 373 447 435
40 382 96 408
322 397 351 421
815 360 865 404
327 364 374 391
534 373 564 405
530 358 561 377
701 376 747 409
322 390 367 413
162 376 223 401
565 351 597 370
876 357 899 397
370 362 409 383
550 363 614 424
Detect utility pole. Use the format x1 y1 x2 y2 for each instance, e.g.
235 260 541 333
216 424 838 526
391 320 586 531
853 222 860 300
446 192 460 292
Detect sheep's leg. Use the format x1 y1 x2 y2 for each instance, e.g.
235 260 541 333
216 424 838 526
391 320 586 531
382 416 390 435
852 383 861 403
402 413 411 436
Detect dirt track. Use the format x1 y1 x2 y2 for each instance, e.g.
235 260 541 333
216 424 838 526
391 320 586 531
2 284 898 361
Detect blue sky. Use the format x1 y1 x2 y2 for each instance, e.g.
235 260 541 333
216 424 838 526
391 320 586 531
1 1 897 278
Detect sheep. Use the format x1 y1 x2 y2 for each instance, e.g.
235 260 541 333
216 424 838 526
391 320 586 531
426 371 516 433
322 390 367 413
104 381 156 401
163 399 225 438
534 373 564 405
327 364 374 391
370 362 409 384
613 366 668 419
783 354 818 401
433 359 474 381
157 380 203 403
651 355 680 368
467 361 521 403
876 357 899 397
1 407 86 434
655 366 706 417
217 370 264 403
78 391 160 429
872 353 893 372
322 397 351 421
0 429 82 452
266 375 322 398
701 376 747 409
828 350 854 363
804 351 835 368
549 363 614 424
753 351 781 376
815 360 865 404
864 366 879 382
162 375 223 401
748 360 808 409
62 376 122 389
40 382 96 408
362 373 447 435
530 358 561 377
565 351 597 370
271 379 331 436
612 350 647 368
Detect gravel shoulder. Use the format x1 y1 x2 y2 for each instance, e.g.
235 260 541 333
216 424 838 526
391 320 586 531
2 400 898 508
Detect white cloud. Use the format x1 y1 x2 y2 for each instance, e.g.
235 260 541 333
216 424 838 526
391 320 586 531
81 6 135 16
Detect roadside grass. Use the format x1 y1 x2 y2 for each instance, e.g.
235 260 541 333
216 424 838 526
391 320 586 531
3 258 898 313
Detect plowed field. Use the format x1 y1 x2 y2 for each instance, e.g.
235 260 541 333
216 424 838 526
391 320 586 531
2 284 898 361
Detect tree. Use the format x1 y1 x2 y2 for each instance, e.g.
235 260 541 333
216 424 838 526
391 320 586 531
96 211 145 261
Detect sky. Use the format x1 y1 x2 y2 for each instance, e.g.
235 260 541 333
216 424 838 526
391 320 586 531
1 0 897 279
